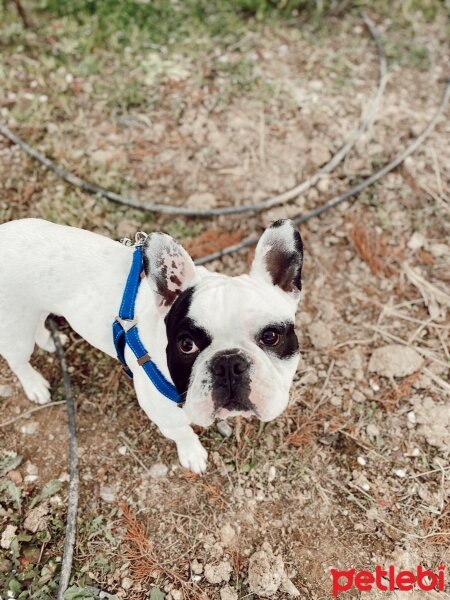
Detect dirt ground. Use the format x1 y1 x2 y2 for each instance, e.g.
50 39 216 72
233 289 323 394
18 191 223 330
1 3 450 599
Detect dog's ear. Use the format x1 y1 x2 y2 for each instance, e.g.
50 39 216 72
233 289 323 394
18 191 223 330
143 233 197 315
250 219 303 302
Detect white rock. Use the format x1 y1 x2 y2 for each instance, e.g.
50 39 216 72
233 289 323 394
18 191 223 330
20 421 39 435
220 585 238 600
429 243 449 258
268 465 276 483
170 590 183 600
368 345 423 378
118 445 127 455
407 411 416 424
307 321 333 349
0 384 14 398
248 542 285 597
1 524 17 549
24 502 50 533
413 396 450 452
149 463 168 479
100 485 116 503
121 576 133 591
204 560 232 584
366 423 380 438
394 469 406 478
217 420 233 438
191 558 203 575
357 456 366 466
407 232 426 251
220 524 236 546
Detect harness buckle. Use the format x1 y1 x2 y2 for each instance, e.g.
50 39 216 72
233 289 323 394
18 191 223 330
115 317 137 332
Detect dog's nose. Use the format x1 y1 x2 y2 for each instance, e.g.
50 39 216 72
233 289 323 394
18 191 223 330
212 352 250 381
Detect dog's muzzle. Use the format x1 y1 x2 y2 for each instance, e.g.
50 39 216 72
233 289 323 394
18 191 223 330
210 349 253 412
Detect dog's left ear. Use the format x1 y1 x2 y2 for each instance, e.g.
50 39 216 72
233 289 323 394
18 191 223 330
143 233 197 315
250 219 303 302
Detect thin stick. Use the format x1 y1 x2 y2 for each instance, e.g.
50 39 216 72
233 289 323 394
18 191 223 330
0 14 386 218
11 0 33 29
0 400 66 429
49 319 79 600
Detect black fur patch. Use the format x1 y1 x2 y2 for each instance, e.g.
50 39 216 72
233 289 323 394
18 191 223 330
165 287 212 397
265 225 303 293
256 321 299 360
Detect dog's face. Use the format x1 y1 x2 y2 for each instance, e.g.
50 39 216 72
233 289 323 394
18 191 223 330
143 220 303 426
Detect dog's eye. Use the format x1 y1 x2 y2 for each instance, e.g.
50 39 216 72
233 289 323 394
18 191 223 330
260 328 280 347
178 335 199 355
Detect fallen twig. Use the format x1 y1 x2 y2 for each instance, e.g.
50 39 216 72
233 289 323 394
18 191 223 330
0 400 66 429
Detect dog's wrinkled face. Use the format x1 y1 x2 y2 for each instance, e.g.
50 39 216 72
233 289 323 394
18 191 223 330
143 219 303 426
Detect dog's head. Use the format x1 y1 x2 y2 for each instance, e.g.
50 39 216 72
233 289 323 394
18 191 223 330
143 219 303 426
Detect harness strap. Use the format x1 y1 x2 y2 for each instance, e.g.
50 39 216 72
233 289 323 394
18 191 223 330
112 245 181 404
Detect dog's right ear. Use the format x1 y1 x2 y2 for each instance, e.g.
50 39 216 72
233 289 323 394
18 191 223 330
142 233 197 316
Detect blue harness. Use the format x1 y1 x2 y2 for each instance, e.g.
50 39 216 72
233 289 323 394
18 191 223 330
112 245 182 404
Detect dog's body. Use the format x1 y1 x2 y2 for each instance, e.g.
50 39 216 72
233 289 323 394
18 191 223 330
0 218 303 473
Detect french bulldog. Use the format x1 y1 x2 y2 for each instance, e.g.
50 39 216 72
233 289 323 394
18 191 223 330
0 218 303 473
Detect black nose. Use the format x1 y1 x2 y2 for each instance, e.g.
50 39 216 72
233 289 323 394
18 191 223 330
212 352 249 378
211 351 251 409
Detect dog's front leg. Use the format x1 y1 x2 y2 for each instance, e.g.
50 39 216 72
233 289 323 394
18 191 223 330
133 370 208 474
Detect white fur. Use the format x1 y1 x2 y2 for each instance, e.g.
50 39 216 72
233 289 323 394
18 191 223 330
0 219 300 474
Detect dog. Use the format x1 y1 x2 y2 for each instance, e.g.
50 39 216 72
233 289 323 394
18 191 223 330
0 218 303 473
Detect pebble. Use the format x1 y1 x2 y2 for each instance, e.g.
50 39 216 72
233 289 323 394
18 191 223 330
357 456 366 466
407 411 416 424
121 576 133 591
1 525 17 550
220 524 236 547
407 232 426 251
248 542 300 597
99 485 116 503
149 462 168 479
20 421 39 435
204 560 232 584
217 420 233 438
394 469 406 478
117 445 127 456
368 345 423 378
220 585 238 600
0 384 14 398
8 470 23 485
170 591 183 600
330 396 342 407
24 502 50 533
191 558 203 575
268 465 276 483
366 423 380 438
307 321 333 349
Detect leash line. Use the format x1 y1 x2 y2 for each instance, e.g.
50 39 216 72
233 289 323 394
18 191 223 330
0 15 385 218
194 77 450 265
49 319 79 600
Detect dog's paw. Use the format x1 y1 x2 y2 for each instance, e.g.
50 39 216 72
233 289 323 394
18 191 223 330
177 437 208 475
23 371 51 404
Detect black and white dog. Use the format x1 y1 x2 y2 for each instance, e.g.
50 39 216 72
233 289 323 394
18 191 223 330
0 218 303 473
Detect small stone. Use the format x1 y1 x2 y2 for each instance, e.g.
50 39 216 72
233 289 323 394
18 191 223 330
0 384 14 398
20 421 39 435
429 243 449 258
118 445 127 455
368 345 423 379
100 485 116 503
191 558 203 575
307 321 333 349
407 232 426 251
186 191 217 209
309 143 332 168
357 456 366 466
220 585 238 600
330 396 342 407
394 469 406 478
121 576 133 591
171 590 183 600
204 560 232 584
352 391 365 403
366 423 380 438
248 542 286 597
24 502 50 533
1 524 17 550
217 420 233 438
268 465 276 483
407 411 416 424
220 524 236 546
149 463 168 479
281 575 301 597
